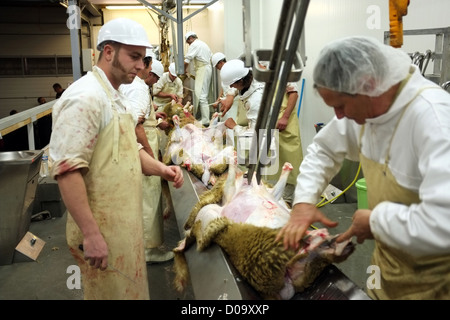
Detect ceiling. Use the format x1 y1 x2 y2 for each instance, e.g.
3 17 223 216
0 0 214 7
0 0 215 18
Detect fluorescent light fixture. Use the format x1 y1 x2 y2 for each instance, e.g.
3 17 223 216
104 5 206 10
183 5 204 9
105 5 148 10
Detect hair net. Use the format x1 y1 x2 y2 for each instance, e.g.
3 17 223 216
313 36 412 97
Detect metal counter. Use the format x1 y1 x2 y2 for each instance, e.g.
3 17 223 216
0 150 44 265
169 169 370 300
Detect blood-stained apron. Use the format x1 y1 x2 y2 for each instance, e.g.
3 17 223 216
142 104 163 249
153 80 179 113
360 86 450 300
66 69 149 300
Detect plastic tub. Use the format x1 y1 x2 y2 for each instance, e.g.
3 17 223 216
355 178 368 209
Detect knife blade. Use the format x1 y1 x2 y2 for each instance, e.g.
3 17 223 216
78 244 137 284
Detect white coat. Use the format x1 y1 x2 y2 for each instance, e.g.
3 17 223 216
293 65 450 258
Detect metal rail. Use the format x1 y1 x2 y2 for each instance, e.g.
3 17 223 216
246 0 309 184
168 169 371 300
384 26 450 86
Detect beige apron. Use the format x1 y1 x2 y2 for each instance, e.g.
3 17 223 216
142 101 163 248
264 93 303 186
360 86 450 300
66 69 149 300
154 81 179 113
236 99 248 127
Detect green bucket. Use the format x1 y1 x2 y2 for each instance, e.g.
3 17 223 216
355 178 368 209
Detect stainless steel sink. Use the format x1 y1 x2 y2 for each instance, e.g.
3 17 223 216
0 150 42 164
0 149 44 265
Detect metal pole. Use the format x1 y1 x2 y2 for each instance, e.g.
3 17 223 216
247 0 309 184
176 0 185 75
242 0 252 67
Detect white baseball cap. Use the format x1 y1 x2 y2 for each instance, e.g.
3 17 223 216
169 63 177 76
220 59 249 87
211 52 226 68
185 31 197 41
97 18 152 50
151 59 164 78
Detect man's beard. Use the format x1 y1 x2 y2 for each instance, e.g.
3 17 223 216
112 51 132 84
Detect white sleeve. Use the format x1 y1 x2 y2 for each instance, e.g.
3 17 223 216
370 98 450 257
293 117 360 205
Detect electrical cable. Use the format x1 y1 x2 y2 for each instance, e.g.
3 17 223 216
316 162 361 208
309 162 362 231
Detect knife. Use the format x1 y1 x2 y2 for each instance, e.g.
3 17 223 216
78 244 137 284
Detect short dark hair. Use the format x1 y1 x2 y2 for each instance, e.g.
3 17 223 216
143 56 152 68
53 83 62 89
97 41 121 61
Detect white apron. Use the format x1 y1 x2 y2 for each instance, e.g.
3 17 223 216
193 59 212 124
142 105 163 248
66 69 149 300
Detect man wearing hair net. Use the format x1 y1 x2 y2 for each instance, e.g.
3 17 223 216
276 36 450 300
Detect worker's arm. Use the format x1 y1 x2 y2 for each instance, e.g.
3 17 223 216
139 149 184 189
135 122 154 158
220 87 238 116
56 170 109 270
154 91 180 103
277 91 298 131
212 88 224 109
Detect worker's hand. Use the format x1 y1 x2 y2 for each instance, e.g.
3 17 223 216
224 118 236 129
336 209 373 244
276 116 288 131
275 203 338 250
155 111 167 119
212 99 221 109
137 115 146 125
157 120 170 131
81 233 109 271
219 95 234 116
163 165 184 189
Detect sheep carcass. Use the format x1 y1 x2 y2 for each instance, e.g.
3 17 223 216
174 161 355 300
162 113 234 186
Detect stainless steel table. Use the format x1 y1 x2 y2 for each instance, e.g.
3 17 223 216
169 169 371 300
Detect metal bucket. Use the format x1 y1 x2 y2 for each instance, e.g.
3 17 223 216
0 150 43 265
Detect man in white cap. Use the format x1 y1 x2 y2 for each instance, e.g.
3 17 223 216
184 31 213 126
211 52 238 122
153 62 184 112
49 18 183 300
220 59 264 135
120 54 174 265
